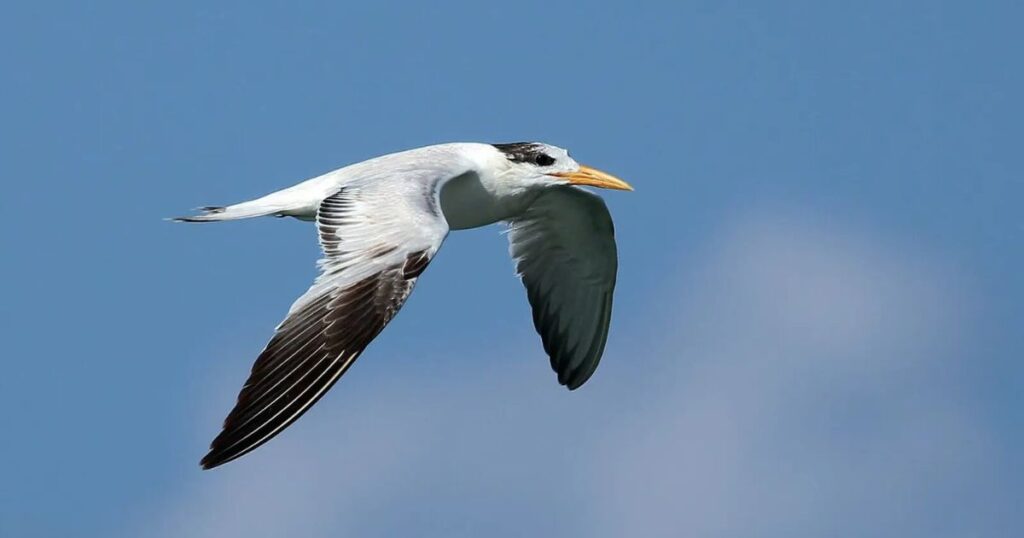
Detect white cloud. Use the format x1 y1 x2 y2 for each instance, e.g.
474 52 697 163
135 212 1005 538
583 214 995 537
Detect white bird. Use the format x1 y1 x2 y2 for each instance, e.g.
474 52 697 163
175 142 633 469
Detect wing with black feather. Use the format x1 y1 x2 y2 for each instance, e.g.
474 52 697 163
507 186 618 390
201 178 450 469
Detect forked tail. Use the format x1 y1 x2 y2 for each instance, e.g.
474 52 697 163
172 169 336 222
171 187 323 222
172 203 282 222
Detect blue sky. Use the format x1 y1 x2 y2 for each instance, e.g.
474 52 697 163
1 1 1020 536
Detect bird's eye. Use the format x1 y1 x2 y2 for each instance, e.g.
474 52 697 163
534 153 555 166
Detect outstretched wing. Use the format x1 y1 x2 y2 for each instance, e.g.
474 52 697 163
201 175 454 469
507 186 619 390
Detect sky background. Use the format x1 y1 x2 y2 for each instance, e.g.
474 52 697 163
1 1 1021 536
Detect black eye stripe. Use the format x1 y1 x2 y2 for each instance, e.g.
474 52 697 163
534 153 555 166
492 142 557 167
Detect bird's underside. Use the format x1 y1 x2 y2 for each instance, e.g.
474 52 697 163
175 142 625 469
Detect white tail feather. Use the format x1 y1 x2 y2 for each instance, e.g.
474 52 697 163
173 202 283 222
172 177 332 222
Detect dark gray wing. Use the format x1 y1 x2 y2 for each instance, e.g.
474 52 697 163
507 186 619 390
201 179 449 469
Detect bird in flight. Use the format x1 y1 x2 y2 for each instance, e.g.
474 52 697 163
175 142 633 469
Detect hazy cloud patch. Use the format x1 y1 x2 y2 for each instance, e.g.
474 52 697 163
138 212 1003 538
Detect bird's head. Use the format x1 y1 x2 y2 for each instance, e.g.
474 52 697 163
490 142 633 193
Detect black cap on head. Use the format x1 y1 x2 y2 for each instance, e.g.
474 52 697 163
492 142 556 166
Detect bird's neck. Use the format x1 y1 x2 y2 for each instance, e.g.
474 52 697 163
439 170 539 230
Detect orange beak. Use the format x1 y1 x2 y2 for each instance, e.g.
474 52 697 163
553 165 634 191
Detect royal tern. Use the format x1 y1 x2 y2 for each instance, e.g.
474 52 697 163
175 142 633 469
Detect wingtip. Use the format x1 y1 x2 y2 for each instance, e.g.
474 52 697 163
199 452 222 470
559 368 593 391
564 379 585 391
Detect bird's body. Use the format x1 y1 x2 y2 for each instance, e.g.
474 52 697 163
176 142 632 469
185 144 532 225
